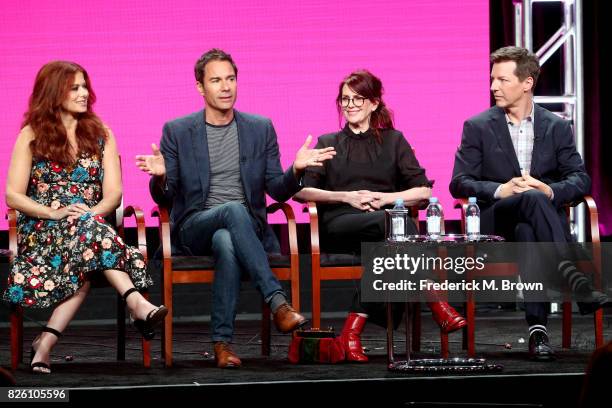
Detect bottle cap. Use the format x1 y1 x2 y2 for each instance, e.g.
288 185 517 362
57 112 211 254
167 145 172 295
394 199 404 206
429 197 438 203
468 197 477 203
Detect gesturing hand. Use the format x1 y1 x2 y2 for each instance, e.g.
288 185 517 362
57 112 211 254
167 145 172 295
293 135 336 172
135 144 166 177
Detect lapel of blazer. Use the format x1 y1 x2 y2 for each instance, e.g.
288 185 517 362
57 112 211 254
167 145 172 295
190 110 210 200
530 103 549 176
234 110 252 202
491 106 521 176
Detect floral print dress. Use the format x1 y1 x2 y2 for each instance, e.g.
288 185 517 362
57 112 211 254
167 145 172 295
3 146 152 308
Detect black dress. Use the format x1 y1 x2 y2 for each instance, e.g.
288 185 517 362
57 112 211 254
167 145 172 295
303 125 433 325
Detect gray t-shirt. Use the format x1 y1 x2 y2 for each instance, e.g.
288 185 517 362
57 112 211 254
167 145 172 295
204 119 246 209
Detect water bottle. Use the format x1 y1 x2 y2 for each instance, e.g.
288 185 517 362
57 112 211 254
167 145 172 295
426 197 443 239
466 197 480 240
387 199 407 242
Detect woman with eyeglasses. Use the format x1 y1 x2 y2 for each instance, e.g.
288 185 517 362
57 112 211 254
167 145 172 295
295 70 466 362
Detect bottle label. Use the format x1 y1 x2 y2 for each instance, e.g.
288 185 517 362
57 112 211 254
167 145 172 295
467 215 480 235
427 216 441 234
392 217 405 237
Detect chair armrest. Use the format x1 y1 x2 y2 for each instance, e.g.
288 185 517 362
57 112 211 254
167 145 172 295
267 202 295 220
151 206 173 262
292 196 306 204
123 205 148 261
267 202 298 256
577 195 600 244
6 209 18 262
306 202 320 255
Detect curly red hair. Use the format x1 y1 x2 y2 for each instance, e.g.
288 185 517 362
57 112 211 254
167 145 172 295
23 61 106 165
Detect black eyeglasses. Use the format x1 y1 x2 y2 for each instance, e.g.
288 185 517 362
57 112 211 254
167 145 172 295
340 96 366 107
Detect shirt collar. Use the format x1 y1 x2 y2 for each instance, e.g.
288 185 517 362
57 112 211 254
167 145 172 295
505 101 535 125
342 123 373 140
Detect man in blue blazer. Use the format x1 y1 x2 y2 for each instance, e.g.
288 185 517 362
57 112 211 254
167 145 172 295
450 46 607 360
136 49 335 368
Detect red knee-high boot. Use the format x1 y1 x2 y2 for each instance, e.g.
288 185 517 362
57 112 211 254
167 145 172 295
426 289 467 333
340 313 368 362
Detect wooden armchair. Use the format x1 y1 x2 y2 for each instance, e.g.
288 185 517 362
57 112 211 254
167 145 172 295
454 195 604 356
6 204 152 369
151 202 300 367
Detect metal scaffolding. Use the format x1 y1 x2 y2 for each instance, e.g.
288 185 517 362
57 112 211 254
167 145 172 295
513 0 585 242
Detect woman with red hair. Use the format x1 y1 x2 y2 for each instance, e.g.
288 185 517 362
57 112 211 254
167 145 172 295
3 61 167 374
296 70 466 362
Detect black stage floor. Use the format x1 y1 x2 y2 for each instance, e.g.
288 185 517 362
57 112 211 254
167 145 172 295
1 310 610 407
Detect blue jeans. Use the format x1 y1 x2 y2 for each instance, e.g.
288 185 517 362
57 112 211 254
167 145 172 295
178 201 284 342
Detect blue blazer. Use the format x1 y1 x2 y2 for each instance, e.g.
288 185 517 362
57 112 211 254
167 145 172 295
449 104 590 232
150 109 301 251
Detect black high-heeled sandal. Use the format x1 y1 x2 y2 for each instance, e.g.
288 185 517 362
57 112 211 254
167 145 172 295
122 288 168 340
30 326 62 374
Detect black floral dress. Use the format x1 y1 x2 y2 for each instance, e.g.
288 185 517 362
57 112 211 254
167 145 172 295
3 147 152 308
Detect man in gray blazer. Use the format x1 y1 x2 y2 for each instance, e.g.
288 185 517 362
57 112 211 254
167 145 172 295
450 46 607 361
136 49 334 368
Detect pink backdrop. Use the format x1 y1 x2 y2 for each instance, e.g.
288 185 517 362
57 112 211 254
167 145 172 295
0 0 490 227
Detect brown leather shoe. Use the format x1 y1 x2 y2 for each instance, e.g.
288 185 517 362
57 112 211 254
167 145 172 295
273 303 307 333
214 342 242 368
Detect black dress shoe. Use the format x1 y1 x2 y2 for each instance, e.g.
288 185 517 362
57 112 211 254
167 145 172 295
576 290 610 315
528 331 555 361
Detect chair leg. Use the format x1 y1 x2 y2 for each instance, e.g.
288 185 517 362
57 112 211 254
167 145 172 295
141 291 151 368
404 303 410 358
312 266 321 329
462 321 468 351
289 262 300 312
387 303 395 364
562 301 572 349
440 331 449 358
466 297 476 357
594 309 604 348
261 301 271 356
411 303 421 352
163 308 173 367
10 306 23 370
162 272 173 367
116 294 126 361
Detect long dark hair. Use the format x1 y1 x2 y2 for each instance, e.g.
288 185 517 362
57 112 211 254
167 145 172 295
336 70 394 143
23 61 106 165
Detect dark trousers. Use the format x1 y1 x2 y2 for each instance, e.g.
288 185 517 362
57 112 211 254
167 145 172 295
323 210 419 328
487 190 572 327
